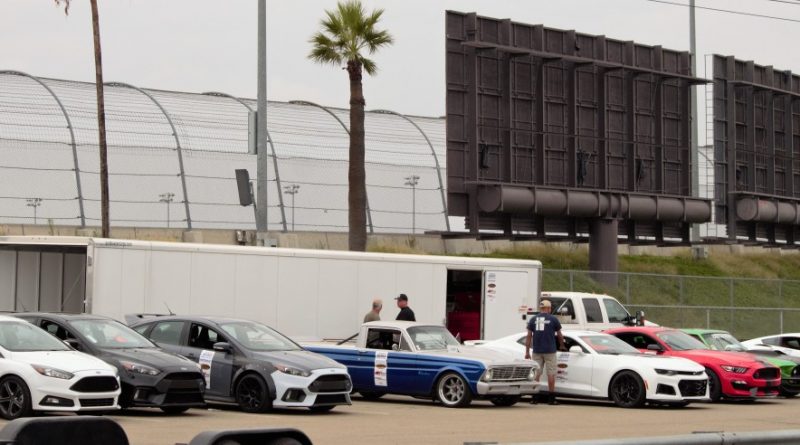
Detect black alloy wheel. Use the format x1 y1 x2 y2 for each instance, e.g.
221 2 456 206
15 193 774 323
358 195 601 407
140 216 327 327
0 376 32 420
609 371 646 408
235 374 271 413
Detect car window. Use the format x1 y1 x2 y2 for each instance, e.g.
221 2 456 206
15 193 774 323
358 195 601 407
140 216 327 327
782 337 800 349
582 298 603 323
552 298 575 321
762 336 780 346
579 335 640 355
408 326 460 351
613 332 660 350
188 323 226 350
219 321 300 352
0 321 71 352
602 298 630 323
133 324 150 336
41 320 75 341
656 330 707 351
150 321 185 346
365 328 402 351
703 333 745 352
563 336 587 353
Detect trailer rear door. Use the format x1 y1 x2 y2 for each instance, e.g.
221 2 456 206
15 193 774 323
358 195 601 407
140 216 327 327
482 270 529 340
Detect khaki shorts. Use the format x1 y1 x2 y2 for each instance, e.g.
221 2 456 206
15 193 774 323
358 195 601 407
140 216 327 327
532 353 557 377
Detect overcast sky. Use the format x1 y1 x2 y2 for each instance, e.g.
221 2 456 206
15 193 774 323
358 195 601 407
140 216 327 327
2 0 799 117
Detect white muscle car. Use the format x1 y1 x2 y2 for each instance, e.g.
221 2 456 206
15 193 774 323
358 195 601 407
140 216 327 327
742 333 800 359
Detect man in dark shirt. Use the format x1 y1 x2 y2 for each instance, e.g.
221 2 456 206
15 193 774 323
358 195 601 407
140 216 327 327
525 299 565 405
394 294 416 321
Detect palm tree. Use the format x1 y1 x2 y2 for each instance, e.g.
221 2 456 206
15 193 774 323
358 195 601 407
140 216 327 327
54 0 111 238
309 1 392 251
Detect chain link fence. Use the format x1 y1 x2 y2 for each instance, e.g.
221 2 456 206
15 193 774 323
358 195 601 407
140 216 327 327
543 269 800 340
0 72 450 233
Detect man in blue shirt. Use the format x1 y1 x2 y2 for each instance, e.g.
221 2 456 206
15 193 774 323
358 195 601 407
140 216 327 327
525 299 565 405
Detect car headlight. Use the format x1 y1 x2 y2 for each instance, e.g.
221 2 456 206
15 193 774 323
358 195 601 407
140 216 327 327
481 368 494 382
32 365 74 380
720 365 748 374
654 369 678 376
120 361 161 376
275 364 311 377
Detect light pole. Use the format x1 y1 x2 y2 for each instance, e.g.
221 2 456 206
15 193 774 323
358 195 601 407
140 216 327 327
26 198 42 224
404 175 420 234
283 184 300 231
159 192 175 228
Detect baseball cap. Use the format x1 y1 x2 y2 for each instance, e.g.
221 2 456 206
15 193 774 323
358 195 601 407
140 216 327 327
395 293 408 301
539 299 551 308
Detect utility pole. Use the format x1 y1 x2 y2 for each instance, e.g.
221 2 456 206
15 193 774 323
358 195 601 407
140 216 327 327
256 0 269 243
690 0 700 242
26 198 42 224
283 184 300 231
159 192 174 228
404 175 420 234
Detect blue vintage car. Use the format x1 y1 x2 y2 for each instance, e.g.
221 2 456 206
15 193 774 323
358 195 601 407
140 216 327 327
305 321 539 407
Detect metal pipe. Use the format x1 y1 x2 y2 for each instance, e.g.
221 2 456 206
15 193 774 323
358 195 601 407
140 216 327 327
256 0 268 234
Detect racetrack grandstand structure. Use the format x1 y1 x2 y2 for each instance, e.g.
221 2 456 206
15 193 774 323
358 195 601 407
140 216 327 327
0 71 449 233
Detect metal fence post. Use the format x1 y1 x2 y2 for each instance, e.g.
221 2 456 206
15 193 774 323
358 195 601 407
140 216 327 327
780 311 784 334
626 274 631 305
729 278 735 335
678 275 684 305
569 270 574 292
706 309 710 329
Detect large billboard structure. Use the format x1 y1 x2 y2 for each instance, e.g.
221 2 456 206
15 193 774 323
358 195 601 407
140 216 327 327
712 55 800 245
445 11 712 273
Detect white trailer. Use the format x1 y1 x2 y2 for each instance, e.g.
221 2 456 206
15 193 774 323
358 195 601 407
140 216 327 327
0 236 542 341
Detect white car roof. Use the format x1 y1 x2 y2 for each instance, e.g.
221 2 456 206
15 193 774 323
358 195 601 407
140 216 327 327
0 315 25 323
752 333 800 339
362 321 441 330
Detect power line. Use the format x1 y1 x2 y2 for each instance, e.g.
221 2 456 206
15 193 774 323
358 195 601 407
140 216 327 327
643 0 800 23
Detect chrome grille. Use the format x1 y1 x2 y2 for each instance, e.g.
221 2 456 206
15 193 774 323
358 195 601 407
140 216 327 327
489 366 532 381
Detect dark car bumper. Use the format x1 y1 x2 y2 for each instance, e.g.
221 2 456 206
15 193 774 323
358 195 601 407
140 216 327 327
122 371 206 408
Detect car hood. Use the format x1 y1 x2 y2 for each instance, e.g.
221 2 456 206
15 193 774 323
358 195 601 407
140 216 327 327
101 347 199 372
418 345 533 367
11 350 116 374
676 349 766 366
254 349 346 371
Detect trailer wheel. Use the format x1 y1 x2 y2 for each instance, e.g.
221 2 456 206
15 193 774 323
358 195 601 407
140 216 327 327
435 372 472 408
235 374 271 413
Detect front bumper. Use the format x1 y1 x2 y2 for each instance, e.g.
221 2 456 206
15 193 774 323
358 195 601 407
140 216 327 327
30 371 121 412
476 380 540 397
271 368 352 409
780 376 800 394
123 370 206 408
649 374 708 402
720 371 781 398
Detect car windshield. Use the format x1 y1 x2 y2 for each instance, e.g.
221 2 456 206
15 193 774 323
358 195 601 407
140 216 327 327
656 330 707 351
70 319 155 349
703 333 746 352
0 321 71 352
408 326 460 351
579 335 641 355
219 321 301 352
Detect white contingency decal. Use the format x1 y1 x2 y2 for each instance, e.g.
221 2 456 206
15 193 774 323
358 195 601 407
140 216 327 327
374 350 388 387
556 352 570 383
199 350 215 388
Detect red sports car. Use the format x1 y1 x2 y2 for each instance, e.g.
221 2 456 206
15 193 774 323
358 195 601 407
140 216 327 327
606 327 781 401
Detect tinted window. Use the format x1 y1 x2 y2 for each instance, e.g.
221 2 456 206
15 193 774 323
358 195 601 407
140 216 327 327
552 299 575 321
762 336 780 346
41 320 75 341
150 321 185 346
614 332 660 350
602 298 630 323
580 335 640 355
582 298 603 323
188 323 225 350
365 329 402 351
782 337 800 349
70 319 155 349
0 321 70 352
702 333 745 352
656 330 707 351
219 321 300 352
408 326 460 351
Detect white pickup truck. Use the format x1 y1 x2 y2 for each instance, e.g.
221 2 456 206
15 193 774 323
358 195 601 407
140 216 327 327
536 292 651 331
304 321 540 407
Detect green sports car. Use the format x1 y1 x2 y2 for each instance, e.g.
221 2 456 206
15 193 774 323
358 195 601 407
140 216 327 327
683 329 800 397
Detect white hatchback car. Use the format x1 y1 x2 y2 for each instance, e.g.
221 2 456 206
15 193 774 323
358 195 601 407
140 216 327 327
742 333 800 359
0 315 120 419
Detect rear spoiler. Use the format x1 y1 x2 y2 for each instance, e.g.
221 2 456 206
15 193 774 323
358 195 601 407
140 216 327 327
124 313 169 325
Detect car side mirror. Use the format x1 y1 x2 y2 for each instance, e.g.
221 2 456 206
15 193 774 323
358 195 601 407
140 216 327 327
212 342 232 353
568 345 583 354
64 339 81 351
646 343 663 352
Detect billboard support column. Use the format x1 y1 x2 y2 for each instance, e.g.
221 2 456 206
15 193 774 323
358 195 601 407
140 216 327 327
589 218 619 287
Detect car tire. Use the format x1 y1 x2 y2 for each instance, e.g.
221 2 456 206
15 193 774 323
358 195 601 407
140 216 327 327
779 387 799 398
489 395 520 407
0 376 33 420
609 371 646 408
160 406 191 414
435 372 472 408
308 405 335 413
235 374 272 413
706 368 722 402
359 391 386 400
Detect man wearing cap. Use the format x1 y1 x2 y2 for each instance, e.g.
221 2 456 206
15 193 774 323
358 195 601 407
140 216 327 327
363 299 383 323
525 299 565 405
394 294 416 321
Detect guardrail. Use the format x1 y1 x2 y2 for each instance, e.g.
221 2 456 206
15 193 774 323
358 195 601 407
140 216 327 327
507 429 800 445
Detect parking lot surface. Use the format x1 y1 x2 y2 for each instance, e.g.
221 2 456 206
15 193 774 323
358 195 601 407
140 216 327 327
9 395 798 445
